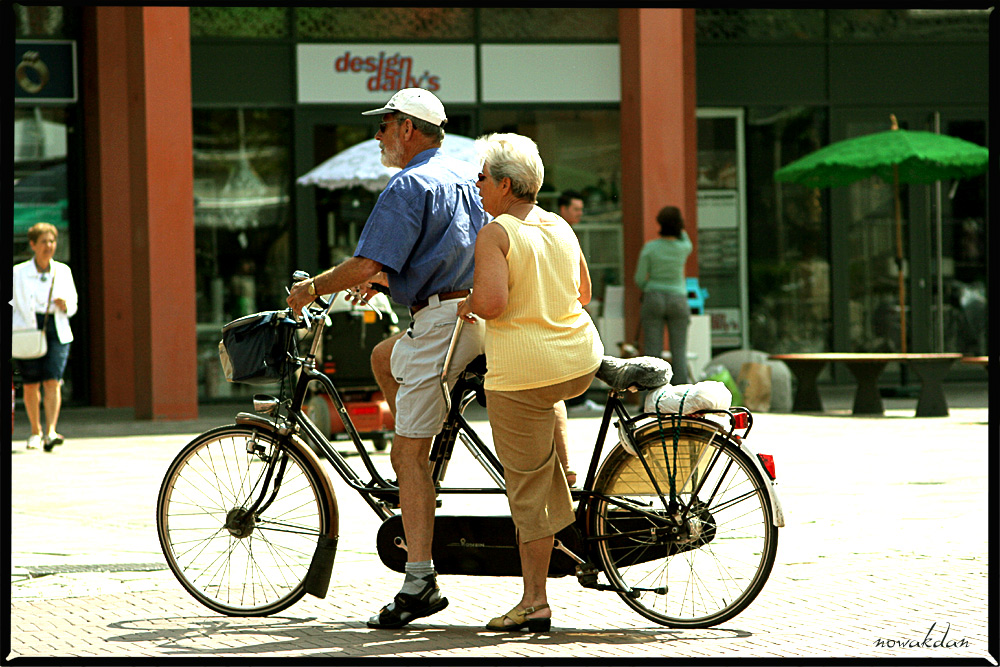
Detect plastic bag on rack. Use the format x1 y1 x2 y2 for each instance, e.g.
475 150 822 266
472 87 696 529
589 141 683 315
644 380 733 415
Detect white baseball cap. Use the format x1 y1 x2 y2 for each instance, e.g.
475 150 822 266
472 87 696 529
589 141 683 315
361 88 447 127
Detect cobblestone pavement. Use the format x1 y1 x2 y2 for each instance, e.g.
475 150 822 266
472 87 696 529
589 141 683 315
6 383 994 662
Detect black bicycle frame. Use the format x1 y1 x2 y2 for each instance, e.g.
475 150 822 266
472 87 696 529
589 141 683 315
248 309 745 558
265 346 516 522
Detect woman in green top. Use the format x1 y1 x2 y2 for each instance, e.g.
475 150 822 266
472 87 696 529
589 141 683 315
634 206 693 384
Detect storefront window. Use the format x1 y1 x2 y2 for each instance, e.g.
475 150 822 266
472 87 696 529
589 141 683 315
481 109 623 310
190 7 289 38
744 106 831 353
13 107 70 265
938 120 987 356
296 7 474 40
697 111 749 351
14 6 81 402
842 123 907 353
193 108 293 399
479 8 617 41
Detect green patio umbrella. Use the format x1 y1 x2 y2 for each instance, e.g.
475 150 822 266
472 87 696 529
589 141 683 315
775 115 989 353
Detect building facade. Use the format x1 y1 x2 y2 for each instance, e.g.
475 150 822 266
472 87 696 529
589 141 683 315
10 7 990 414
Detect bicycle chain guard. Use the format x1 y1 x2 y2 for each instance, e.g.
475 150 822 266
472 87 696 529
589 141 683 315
375 515 582 577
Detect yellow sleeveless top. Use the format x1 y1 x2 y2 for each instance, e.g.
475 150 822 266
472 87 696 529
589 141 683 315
485 211 604 391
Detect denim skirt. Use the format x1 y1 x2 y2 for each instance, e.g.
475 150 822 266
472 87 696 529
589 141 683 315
14 314 71 383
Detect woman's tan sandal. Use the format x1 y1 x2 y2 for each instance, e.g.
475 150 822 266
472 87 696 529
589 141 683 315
486 604 551 632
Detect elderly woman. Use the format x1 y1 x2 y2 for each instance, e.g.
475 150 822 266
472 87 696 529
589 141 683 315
457 133 603 632
12 222 78 452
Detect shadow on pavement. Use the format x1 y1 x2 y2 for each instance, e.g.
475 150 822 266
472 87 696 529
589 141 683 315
104 615 752 657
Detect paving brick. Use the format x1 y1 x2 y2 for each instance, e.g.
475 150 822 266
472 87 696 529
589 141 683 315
9 384 992 660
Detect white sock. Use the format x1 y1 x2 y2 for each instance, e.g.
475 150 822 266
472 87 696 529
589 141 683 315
400 560 436 596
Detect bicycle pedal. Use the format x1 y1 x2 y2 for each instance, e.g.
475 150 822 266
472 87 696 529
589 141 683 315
575 563 608 590
579 580 618 593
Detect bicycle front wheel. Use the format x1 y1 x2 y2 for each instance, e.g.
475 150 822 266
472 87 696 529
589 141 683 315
590 419 778 628
157 425 331 616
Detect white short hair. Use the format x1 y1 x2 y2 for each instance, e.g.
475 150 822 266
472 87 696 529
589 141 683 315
475 133 544 200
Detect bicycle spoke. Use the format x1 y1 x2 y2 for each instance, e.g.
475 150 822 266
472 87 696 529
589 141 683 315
157 426 328 616
591 424 777 628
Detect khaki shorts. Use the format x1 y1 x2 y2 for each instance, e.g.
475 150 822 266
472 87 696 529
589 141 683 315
390 297 485 439
485 370 596 543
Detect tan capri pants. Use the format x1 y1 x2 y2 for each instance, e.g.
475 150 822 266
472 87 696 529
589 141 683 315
485 370 597 543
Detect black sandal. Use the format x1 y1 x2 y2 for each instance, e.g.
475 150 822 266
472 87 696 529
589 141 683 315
367 583 449 629
43 433 64 453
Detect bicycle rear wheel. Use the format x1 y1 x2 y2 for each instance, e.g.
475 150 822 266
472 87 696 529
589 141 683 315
157 425 331 616
590 419 778 628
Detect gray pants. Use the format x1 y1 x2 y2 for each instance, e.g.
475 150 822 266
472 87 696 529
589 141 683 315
639 290 691 385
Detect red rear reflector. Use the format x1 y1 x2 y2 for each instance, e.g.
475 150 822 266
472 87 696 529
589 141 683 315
733 411 749 430
757 453 776 480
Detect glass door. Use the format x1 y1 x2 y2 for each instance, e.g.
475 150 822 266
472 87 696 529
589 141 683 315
923 112 988 357
830 109 988 361
193 107 293 399
697 108 749 352
308 120 381 273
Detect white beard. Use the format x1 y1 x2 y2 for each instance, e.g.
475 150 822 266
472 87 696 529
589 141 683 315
380 142 404 169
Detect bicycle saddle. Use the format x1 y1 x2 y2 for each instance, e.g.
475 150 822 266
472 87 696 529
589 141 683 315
596 355 673 391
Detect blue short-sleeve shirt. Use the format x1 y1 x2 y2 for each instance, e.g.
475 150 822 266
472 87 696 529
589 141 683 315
354 148 487 307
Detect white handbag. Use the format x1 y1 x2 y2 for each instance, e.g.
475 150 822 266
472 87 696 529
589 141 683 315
11 329 48 360
11 268 55 360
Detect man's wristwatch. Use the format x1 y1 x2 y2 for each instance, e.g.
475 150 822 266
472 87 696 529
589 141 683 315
308 279 316 296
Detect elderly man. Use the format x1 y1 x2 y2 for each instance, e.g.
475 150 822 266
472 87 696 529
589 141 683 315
287 88 486 629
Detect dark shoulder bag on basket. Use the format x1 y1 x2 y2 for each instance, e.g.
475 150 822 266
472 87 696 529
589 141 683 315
218 311 299 385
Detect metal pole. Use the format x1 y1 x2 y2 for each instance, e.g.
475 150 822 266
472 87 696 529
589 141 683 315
933 112 945 352
894 164 906 355
890 115 906 354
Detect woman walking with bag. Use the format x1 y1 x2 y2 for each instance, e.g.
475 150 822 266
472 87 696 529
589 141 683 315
12 222 78 452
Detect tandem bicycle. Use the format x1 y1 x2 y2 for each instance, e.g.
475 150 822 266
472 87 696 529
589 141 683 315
156 273 783 628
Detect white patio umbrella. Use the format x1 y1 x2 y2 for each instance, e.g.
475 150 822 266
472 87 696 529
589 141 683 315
297 134 479 192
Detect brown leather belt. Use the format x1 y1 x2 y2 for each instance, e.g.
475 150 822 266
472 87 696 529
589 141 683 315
409 289 470 315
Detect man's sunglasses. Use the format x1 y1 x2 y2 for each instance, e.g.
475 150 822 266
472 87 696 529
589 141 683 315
378 118 404 134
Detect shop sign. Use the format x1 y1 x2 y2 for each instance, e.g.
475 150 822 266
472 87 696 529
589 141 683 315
706 308 743 348
479 45 620 103
696 190 739 229
697 109 749 351
297 44 476 104
14 40 77 103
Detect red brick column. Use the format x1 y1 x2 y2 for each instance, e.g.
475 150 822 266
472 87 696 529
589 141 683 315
618 8 698 348
82 7 134 408
124 7 197 420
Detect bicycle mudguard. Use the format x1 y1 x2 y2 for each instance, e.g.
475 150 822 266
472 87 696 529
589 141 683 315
304 535 339 598
736 439 785 528
376 515 582 577
234 413 343 596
